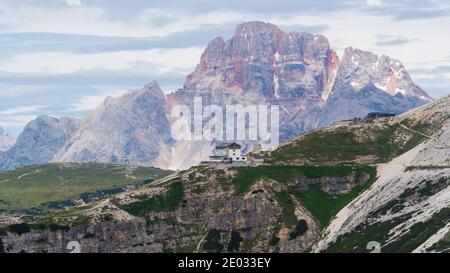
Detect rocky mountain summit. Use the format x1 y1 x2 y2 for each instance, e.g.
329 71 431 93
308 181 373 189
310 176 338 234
0 116 80 170
53 81 173 167
0 21 434 171
171 21 431 140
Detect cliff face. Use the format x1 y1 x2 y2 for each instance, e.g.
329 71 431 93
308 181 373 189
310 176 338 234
53 81 173 167
165 21 432 168
0 218 160 253
170 21 343 141
0 116 80 170
171 21 431 140
0 168 374 253
183 22 338 98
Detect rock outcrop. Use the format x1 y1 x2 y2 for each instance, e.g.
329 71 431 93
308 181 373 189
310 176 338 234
0 116 80 170
53 81 173 167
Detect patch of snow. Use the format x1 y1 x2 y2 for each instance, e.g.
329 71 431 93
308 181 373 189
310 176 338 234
351 81 362 89
274 51 281 62
374 83 387 91
395 88 406 95
274 75 280 99
351 56 359 66
372 57 380 70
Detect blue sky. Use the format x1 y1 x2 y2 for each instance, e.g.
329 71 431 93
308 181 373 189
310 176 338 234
1 0 450 135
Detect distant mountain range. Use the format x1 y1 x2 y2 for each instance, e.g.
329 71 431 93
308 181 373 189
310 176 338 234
0 21 434 171
0 127 15 152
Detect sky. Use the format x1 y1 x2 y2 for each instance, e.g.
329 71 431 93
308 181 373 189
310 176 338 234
1 0 450 135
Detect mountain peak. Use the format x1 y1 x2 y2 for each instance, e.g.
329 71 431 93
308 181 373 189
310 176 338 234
143 80 161 90
336 46 433 100
184 21 335 95
54 82 172 167
235 21 282 35
123 81 165 101
0 116 80 170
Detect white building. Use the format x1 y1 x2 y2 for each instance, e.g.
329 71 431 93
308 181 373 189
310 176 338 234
209 143 247 163
226 143 247 162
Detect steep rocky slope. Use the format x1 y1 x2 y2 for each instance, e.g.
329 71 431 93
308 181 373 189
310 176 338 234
53 82 173 167
0 116 80 170
315 96 450 253
0 165 375 253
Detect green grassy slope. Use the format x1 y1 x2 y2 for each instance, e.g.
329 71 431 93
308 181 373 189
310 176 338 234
267 118 442 165
232 165 377 229
0 163 172 212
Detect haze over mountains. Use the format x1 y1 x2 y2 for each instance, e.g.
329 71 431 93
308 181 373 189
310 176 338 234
0 21 434 171
0 127 15 152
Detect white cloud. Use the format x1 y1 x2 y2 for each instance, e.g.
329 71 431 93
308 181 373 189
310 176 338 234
67 90 124 112
0 47 203 74
66 0 82 6
0 4 249 38
0 114 38 130
0 105 47 115
366 0 382 7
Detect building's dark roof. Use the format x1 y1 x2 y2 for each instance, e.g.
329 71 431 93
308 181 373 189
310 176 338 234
365 112 397 120
215 143 242 149
215 144 229 149
228 143 242 149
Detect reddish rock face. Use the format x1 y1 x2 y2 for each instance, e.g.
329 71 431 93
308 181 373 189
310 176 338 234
172 21 431 141
183 21 339 101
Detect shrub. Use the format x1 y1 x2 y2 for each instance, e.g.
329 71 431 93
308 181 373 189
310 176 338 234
8 223 31 235
289 219 308 240
203 229 224 253
227 230 243 253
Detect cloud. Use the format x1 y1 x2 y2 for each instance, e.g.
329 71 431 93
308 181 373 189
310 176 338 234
376 35 421 46
0 47 203 74
0 105 47 115
67 90 124 112
361 0 450 21
366 0 382 7
66 0 82 6
0 26 232 56
0 114 38 133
